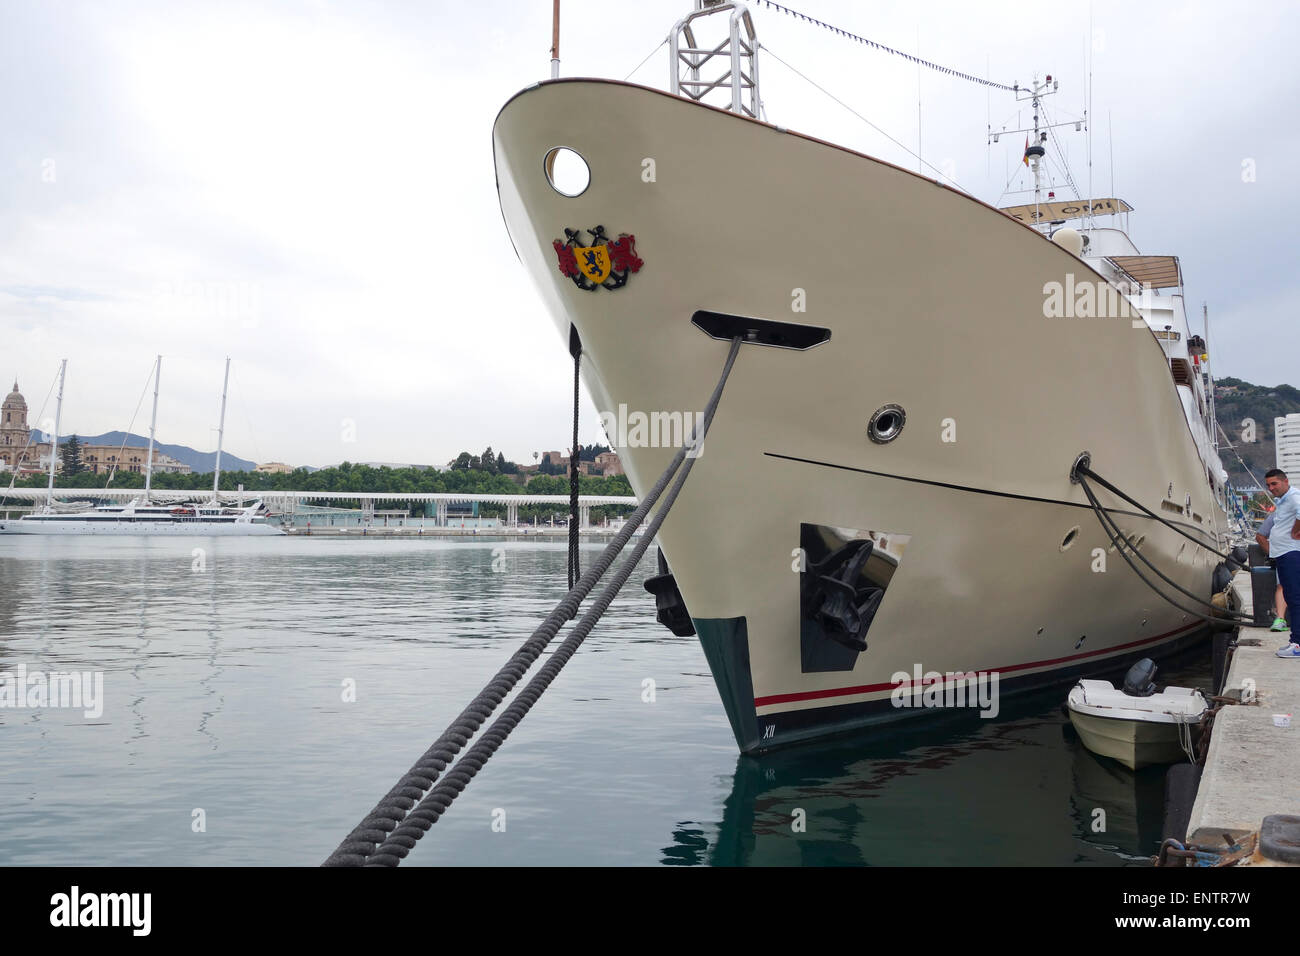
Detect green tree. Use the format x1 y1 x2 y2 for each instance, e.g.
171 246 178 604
60 435 86 477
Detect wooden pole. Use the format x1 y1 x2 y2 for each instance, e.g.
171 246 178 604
550 0 560 78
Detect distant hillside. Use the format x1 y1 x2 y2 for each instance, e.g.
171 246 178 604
1214 378 1300 487
31 430 256 474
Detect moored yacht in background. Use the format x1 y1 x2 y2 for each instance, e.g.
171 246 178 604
0 356 283 536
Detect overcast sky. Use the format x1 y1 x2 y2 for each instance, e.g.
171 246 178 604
3 0 1295 468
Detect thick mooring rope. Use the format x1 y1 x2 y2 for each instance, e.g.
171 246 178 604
1076 469 1249 625
1077 463 1234 561
323 336 742 866
365 347 737 864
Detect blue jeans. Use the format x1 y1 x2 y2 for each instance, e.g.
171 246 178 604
1277 551 1300 642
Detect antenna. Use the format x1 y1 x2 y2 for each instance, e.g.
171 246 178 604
1085 14 1093 230
1204 303 1217 450
989 74 1083 226
1108 110 1115 222
986 54 991 178
916 26 922 175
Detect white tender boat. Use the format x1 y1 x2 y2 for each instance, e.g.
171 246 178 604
1067 661 1208 770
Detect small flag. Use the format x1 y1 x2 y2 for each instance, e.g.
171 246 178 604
1023 136 1030 166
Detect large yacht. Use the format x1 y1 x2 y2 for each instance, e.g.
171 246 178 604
492 1 1231 751
0 499 281 536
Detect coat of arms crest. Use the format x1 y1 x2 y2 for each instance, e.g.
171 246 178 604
552 226 643 291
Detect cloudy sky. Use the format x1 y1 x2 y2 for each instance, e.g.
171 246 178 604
2 0 1295 468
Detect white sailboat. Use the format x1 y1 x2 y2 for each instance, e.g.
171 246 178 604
492 2 1233 752
0 356 283 536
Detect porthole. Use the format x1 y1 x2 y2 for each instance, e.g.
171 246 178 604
867 404 906 444
1060 526 1080 551
543 146 590 197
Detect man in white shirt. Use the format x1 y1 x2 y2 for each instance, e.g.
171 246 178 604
1265 469 1300 657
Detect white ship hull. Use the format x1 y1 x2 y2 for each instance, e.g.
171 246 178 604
493 79 1228 753
0 498 285 536
0 518 284 536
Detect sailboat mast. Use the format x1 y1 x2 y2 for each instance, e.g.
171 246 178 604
143 355 161 497
213 357 230 499
46 359 66 510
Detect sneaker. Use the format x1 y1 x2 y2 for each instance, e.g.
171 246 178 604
1277 644 1300 659
1272 617 1289 632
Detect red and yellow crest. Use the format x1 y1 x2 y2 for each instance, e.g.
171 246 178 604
553 226 643 291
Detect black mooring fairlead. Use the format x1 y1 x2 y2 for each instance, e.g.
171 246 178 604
643 548 695 636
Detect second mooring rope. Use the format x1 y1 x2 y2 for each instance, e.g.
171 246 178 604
323 336 742 866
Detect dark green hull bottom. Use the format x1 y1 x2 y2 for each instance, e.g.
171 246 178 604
694 617 1215 754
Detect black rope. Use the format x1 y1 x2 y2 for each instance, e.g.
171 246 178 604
323 335 743 866
365 338 742 865
756 1 1018 91
568 329 581 590
1078 475 1249 625
1078 464 1235 562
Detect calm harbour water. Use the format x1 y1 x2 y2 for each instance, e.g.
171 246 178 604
0 535 1209 866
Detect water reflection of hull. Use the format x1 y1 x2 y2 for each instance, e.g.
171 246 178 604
663 692 1154 866
1066 727 1167 859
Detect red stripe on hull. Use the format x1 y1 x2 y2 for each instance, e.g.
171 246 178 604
753 621 1203 708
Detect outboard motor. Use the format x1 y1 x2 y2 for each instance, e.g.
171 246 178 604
1122 658 1158 698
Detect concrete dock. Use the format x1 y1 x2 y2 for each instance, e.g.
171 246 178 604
1186 572 1299 855
283 526 635 537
